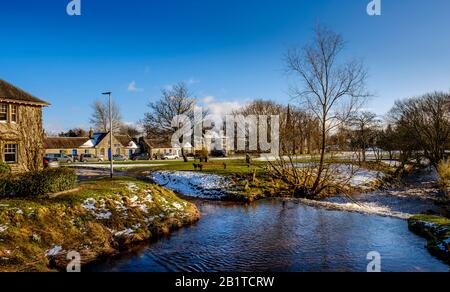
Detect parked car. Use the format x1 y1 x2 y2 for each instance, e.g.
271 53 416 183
44 154 72 163
113 154 128 161
67 154 79 162
43 157 60 168
80 154 103 163
161 153 180 160
131 153 151 161
211 150 227 157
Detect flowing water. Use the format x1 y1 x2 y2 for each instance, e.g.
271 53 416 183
88 199 449 272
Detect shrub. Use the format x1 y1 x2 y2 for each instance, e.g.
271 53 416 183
0 168 77 198
438 159 450 184
438 159 450 197
0 162 11 175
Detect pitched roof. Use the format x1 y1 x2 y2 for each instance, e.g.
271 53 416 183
45 133 139 150
0 80 50 106
92 133 108 145
44 137 90 149
142 138 179 149
115 135 133 147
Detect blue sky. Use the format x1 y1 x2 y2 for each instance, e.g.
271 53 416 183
1 0 449 133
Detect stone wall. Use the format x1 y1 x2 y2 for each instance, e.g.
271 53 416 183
95 133 128 159
0 104 45 172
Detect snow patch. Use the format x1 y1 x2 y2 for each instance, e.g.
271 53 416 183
172 202 184 210
45 246 63 257
126 183 139 192
0 225 8 233
114 229 134 237
294 163 384 189
151 171 233 199
81 198 112 220
297 198 411 219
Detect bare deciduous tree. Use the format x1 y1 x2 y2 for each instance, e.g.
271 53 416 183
119 124 141 138
286 25 370 195
143 82 197 162
389 92 450 168
348 111 381 163
90 100 123 133
143 82 196 139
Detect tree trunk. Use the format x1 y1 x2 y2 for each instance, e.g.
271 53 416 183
312 119 327 193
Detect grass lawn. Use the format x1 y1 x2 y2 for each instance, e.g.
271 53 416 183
0 177 199 272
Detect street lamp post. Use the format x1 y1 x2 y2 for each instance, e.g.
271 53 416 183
102 91 114 178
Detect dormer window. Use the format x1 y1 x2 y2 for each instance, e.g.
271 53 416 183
0 104 7 122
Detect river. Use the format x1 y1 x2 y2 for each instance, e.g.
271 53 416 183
87 198 449 272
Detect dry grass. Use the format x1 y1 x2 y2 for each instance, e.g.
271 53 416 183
438 159 450 184
438 159 450 197
0 177 199 272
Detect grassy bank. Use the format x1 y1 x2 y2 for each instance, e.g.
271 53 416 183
136 161 388 202
408 215 450 263
0 177 199 272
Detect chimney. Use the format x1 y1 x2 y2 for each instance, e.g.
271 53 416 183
89 128 94 139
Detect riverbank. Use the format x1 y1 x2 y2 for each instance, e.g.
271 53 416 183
142 162 388 202
408 215 450 263
0 177 199 272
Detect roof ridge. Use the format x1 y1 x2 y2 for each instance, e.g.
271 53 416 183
0 79 50 106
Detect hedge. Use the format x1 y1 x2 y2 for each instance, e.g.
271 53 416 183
0 168 77 198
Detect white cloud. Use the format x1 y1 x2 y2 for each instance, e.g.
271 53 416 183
202 96 215 104
187 77 200 85
128 81 144 92
203 100 246 118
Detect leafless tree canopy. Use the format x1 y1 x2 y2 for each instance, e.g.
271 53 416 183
286 25 369 132
233 100 319 154
90 100 123 133
347 111 381 162
143 82 196 139
389 91 450 168
119 124 141 138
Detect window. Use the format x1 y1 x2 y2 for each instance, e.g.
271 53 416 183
11 105 18 123
4 144 18 163
100 148 105 156
116 148 121 155
0 104 7 122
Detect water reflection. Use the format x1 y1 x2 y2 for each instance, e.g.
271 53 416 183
87 199 449 272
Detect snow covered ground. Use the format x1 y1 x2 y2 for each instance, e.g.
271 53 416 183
151 171 234 199
293 163 384 189
332 164 384 189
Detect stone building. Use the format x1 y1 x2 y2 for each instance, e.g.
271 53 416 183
44 131 139 160
0 80 49 172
